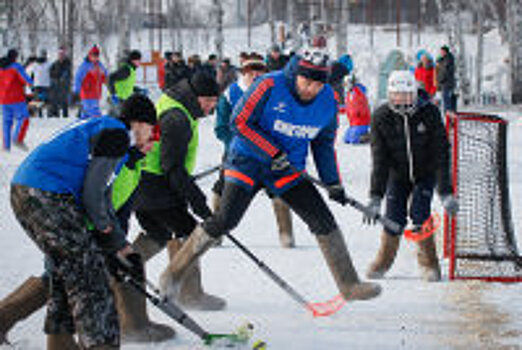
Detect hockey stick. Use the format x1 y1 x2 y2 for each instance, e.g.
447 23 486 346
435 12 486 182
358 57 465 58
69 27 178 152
296 170 402 234
403 212 441 242
226 233 346 317
117 272 251 346
193 164 221 181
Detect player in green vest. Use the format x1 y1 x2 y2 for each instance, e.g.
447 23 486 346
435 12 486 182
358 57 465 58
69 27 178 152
132 72 226 311
108 50 141 105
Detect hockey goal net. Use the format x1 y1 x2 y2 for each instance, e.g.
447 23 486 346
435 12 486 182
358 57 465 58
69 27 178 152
443 112 522 282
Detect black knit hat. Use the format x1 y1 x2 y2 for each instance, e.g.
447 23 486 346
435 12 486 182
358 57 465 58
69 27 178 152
119 94 156 127
189 72 219 97
7 49 18 62
128 50 142 61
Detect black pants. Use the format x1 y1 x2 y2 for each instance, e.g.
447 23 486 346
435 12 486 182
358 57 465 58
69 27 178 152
384 176 435 236
204 179 337 237
135 206 197 246
49 99 69 118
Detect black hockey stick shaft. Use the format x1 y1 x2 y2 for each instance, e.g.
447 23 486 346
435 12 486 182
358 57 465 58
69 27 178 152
193 164 221 181
225 233 311 309
298 171 402 234
121 275 209 339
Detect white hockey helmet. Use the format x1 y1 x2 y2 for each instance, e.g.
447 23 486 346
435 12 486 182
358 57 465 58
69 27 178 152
387 70 418 116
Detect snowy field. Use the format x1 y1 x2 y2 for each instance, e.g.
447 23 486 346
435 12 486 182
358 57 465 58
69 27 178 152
0 20 520 350
1 103 522 349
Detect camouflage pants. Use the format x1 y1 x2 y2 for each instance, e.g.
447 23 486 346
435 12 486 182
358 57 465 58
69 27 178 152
10 185 120 348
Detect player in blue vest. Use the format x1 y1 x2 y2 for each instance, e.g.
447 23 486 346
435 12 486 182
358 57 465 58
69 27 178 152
162 47 382 303
10 94 157 349
212 52 295 248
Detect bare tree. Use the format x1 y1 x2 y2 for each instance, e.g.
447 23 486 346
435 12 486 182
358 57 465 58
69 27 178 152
212 0 224 59
85 0 114 65
117 0 131 62
471 1 485 103
335 0 348 58
507 0 522 103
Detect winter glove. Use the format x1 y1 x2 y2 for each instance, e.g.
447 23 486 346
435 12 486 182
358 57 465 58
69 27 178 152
188 186 212 221
271 151 291 172
106 251 144 282
441 194 459 216
327 184 348 206
125 146 145 170
363 196 382 225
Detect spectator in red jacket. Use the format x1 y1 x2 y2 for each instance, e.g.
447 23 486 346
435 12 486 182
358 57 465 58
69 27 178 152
343 82 371 144
157 51 172 91
0 49 33 151
414 54 436 97
73 45 108 119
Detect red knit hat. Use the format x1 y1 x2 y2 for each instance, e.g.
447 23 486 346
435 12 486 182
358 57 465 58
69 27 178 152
88 45 100 56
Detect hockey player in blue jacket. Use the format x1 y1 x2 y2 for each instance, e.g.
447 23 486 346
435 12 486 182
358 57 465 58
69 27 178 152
10 94 158 349
212 52 295 248
161 47 381 303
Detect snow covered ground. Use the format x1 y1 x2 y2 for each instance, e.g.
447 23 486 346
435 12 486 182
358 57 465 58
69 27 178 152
1 103 522 349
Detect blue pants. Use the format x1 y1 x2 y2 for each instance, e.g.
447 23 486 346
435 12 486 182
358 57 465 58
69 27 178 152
384 176 435 236
80 99 102 119
343 125 370 144
2 102 29 150
442 88 456 113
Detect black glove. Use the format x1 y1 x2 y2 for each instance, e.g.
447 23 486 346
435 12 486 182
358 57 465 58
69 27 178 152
327 184 348 205
125 146 145 170
106 252 144 282
188 186 212 220
363 196 382 225
271 151 291 172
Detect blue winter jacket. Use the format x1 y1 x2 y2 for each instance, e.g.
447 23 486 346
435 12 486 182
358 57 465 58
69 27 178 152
215 79 247 151
12 116 127 199
228 57 341 186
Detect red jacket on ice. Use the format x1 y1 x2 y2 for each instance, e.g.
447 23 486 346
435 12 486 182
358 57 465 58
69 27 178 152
74 58 108 100
0 63 33 104
414 65 436 96
345 84 370 127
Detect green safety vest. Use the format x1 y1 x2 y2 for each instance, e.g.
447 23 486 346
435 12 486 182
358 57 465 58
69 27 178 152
114 63 137 100
111 162 143 212
141 94 199 176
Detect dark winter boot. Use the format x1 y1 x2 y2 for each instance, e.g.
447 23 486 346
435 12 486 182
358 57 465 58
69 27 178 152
366 232 401 279
46 333 80 350
316 229 381 301
0 276 48 344
159 226 220 305
113 233 175 343
272 198 295 248
88 345 118 350
112 280 176 343
160 236 226 310
417 235 442 282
